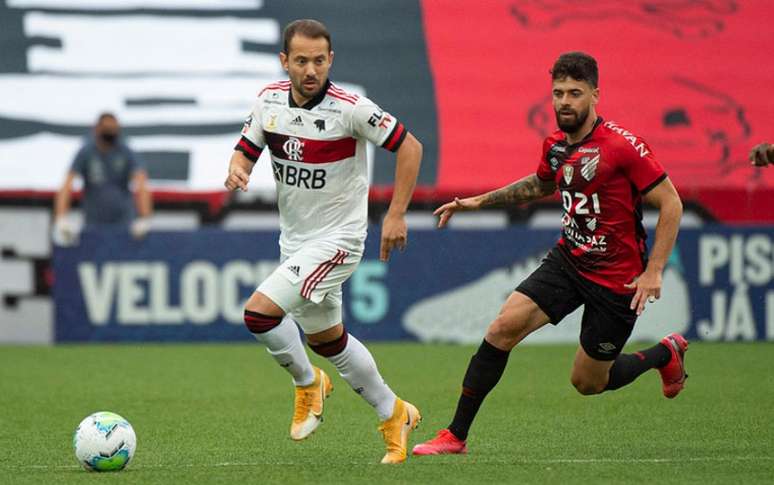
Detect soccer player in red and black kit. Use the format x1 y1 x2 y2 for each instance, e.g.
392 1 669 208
413 52 688 456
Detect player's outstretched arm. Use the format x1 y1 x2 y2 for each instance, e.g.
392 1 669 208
433 174 556 228
381 133 422 262
749 142 773 167
625 176 683 315
225 150 255 192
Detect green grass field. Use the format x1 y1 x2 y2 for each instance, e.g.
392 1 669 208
1 342 772 484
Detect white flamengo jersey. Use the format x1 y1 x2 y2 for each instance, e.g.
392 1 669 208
235 79 407 255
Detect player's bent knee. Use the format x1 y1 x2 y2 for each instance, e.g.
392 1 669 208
308 331 348 357
486 311 539 350
486 292 550 349
486 316 524 349
571 375 605 395
243 310 282 334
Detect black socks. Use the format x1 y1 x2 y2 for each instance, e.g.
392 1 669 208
446 339 671 441
448 339 510 441
605 342 671 391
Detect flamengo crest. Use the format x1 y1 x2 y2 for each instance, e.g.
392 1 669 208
283 137 304 161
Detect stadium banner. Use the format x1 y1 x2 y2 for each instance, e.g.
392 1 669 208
53 226 774 343
3 1 773 222
0 0 437 192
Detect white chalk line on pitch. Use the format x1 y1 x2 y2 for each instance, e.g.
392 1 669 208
9 455 774 470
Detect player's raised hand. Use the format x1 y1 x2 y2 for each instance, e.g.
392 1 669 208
749 142 773 167
624 268 662 316
433 197 480 228
380 212 407 262
225 166 250 191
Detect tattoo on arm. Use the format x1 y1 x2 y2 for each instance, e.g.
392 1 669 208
480 175 555 207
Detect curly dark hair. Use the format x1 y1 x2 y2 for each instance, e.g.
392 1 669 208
282 19 332 54
550 52 598 88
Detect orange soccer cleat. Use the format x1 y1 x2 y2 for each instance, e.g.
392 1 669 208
290 367 333 440
378 398 422 464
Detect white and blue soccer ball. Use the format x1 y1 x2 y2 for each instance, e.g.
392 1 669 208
73 411 136 472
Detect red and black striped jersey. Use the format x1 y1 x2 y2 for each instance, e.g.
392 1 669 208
536 117 667 294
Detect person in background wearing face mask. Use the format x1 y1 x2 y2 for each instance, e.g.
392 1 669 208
53 112 152 245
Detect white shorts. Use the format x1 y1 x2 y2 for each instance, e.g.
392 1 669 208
257 240 361 334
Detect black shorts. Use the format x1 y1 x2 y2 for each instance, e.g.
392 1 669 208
515 247 638 361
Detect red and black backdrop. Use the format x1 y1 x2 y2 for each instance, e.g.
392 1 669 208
0 0 771 222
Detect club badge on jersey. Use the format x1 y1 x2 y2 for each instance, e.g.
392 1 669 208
580 154 600 181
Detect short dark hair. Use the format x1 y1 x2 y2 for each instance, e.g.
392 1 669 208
282 19 332 54
96 112 117 124
550 52 598 88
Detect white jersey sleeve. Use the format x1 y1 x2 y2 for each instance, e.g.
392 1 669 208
351 96 407 152
234 94 265 162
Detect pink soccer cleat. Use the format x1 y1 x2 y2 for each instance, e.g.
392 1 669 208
412 429 468 456
658 333 689 399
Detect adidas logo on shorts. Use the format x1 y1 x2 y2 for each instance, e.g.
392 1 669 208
288 265 300 276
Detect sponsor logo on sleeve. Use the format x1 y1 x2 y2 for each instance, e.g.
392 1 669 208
367 109 392 129
241 114 253 134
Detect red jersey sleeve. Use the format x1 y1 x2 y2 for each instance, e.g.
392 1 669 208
617 137 666 194
536 137 554 181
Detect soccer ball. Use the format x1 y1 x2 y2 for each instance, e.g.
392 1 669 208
73 411 136 472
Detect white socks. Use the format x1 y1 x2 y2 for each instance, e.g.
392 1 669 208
325 334 397 421
255 320 397 420
253 316 315 387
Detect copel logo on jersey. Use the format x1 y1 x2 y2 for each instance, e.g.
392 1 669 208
283 137 304 161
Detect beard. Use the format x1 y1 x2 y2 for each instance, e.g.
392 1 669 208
292 75 323 100
555 106 589 135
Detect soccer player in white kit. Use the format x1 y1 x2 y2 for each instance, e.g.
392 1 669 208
224 19 423 464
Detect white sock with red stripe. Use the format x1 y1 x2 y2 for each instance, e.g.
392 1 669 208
256 316 315 387
325 334 397 421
